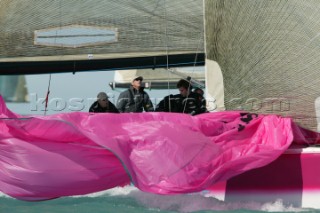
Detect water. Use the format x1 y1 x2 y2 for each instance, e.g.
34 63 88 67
2 74 320 212
0 186 314 213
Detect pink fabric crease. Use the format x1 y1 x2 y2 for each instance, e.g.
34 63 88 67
0 95 318 201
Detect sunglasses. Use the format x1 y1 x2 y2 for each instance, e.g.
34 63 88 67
100 99 107 101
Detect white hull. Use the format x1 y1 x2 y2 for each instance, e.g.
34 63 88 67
208 146 320 208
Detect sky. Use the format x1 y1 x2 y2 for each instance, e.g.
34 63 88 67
6 71 173 115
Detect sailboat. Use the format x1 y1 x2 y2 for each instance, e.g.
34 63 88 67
1 0 320 209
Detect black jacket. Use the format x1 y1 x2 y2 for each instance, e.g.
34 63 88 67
89 101 119 113
156 92 207 115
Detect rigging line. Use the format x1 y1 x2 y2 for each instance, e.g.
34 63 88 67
42 0 60 116
0 117 33 120
43 74 52 116
192 29 205 81
182 76 193 114
163 0 172 112
182 24 204 114
190 1 205 77
161 0 204 114
164 0 169 71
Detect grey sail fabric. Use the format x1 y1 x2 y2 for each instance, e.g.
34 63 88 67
0 0 204 64
205 0 320 131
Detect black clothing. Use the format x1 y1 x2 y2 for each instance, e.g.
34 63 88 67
155 94 181 113
156 92 207 115
89 101 119 113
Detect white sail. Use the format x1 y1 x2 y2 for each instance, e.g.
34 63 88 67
0 0 204 74
204 0 320 131
205 60 225 111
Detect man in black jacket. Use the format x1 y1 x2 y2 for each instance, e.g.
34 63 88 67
156 79 207 115
89 92 119 113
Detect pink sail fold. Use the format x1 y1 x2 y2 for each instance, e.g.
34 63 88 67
0 95 318 201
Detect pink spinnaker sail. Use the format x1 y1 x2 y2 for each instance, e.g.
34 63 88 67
0 96 318 200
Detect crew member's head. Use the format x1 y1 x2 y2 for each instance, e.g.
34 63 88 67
131 76 143 89
177 79 191 97
97 92 109 107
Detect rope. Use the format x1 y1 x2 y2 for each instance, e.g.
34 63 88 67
163 0 172 112
182 9 204 114
43 74 52 115
0 117 33 120
162 0 205 114
182 79 192 114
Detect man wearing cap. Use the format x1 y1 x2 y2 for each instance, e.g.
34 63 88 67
116 76 154 113
89 92 119 113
